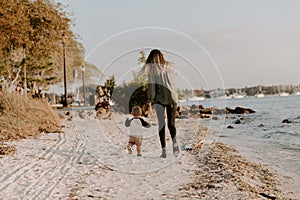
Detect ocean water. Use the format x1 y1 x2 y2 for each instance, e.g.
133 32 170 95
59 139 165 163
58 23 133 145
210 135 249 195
182 95 300 187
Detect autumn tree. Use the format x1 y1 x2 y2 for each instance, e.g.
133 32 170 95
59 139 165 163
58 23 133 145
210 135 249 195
0 0 84 92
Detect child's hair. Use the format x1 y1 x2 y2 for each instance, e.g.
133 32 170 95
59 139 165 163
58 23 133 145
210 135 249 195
131 106 142 116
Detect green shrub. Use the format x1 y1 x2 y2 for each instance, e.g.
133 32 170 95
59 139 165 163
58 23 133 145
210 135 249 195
112 81 148 114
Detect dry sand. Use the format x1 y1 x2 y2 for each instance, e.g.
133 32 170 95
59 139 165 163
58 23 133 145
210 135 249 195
0 111 299 199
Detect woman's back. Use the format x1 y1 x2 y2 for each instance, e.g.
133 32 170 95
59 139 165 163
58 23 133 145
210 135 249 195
147 62 178 105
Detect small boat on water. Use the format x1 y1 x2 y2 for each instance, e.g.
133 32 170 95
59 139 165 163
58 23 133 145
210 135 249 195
294 85 300 96
187 96 206 101
232 88 246 99
294 91 300 96
178 96 205 105
217 95 232 99
277 85 289 97
255 93 265 98
255 85 265 98
278 92 289 97
232 93 246 99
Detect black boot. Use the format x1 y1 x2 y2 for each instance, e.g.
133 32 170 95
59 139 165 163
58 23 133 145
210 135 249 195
160 147 167 158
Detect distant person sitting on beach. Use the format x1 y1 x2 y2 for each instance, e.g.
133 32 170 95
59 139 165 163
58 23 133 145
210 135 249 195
15 85 22 94
125 106 151 157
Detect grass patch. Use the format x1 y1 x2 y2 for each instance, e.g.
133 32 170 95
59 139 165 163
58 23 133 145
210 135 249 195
0 93 62 142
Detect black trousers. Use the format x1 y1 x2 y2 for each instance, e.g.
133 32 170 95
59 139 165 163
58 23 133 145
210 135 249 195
155 103 177 148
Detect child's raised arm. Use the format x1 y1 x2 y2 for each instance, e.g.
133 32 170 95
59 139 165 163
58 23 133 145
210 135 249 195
125 117 132 127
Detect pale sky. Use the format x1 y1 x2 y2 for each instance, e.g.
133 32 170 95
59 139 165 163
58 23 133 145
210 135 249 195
57 0 300 89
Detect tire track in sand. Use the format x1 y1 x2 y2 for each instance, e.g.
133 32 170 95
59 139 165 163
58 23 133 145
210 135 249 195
29 143 87 199
0 124 68 195
21 121 89 199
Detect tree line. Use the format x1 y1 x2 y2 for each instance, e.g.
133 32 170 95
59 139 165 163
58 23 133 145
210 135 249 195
178 84 300 99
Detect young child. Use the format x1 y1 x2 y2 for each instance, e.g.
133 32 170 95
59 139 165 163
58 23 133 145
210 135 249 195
125 106 151 156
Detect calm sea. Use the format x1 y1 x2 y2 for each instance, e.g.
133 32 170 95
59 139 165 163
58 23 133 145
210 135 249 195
181 95 300 188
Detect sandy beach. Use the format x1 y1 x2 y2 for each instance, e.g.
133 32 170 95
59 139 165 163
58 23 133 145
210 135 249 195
0 111 299 200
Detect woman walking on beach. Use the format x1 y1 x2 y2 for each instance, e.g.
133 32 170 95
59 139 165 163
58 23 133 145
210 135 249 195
143 49 179 158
